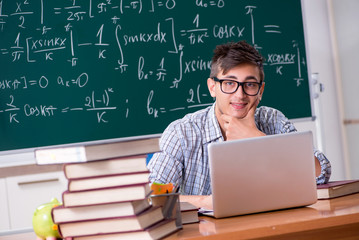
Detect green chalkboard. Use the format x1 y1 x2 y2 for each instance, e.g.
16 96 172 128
0 0 312 153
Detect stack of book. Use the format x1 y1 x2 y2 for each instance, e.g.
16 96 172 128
180 202 199 224
35 137 180 240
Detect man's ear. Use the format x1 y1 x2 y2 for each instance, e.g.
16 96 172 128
255 82 265 105
258 82 265 100
207 78 216 98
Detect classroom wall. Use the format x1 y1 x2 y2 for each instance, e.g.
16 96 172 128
299 0 359 181
0 0 352 182
298 0 347 181
330 0 359 179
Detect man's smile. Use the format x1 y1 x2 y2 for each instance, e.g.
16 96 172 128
231 102 247 110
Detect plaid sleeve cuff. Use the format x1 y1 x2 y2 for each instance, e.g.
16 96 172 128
314 150 332 184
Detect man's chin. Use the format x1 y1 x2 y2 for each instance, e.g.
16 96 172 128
228 111 247 119
216 106 247 119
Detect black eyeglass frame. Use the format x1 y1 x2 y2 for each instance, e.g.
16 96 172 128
212 77 262 96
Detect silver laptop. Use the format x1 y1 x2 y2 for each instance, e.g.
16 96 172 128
206 131 317 218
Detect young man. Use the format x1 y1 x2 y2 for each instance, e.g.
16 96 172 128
148 41 331 209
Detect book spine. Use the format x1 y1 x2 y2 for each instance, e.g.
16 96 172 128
62 183 151 208
54 205 153 224
67 170 150 181
65 181 150 193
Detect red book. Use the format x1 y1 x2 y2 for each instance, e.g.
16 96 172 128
62 183 151 207
70 219 180 240
67 171 150 192
63 155 149 179
52 199 151 223
317 180 359 199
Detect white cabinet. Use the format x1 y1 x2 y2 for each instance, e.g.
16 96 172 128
5 172 68 230
0 178 10 231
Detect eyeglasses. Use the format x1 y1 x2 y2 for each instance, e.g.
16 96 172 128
212 77 262 96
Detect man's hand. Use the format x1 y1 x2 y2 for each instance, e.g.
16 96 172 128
220 106 265 140
180 195 213 210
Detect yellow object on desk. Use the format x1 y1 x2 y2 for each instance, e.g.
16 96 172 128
150 182 174 195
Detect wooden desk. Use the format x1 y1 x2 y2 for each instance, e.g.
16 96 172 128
167 193 359 239
1 193 359 240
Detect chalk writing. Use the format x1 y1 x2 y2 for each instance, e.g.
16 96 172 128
0 0 311 152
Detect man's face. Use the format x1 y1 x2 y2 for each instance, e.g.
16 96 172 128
207 63 265 119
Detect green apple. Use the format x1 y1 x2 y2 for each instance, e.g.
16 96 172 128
32 198 62 239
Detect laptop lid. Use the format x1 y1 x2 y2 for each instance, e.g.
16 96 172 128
207 131 317 218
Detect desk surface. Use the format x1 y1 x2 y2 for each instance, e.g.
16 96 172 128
2 193 359 240
168 193 359 239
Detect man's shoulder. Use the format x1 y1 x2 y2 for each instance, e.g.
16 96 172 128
256 106 285 116
255 106 288 123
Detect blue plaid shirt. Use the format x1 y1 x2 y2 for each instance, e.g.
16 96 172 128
148 104 331 195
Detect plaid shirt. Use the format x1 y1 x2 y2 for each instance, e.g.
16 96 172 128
148 103 331 195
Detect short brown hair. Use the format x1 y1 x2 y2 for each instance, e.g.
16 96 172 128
210 41 265 82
